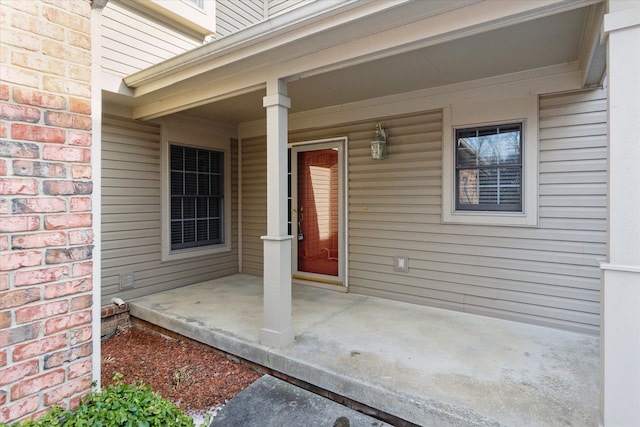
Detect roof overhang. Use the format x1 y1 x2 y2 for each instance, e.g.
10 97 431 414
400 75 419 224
108 0 607 123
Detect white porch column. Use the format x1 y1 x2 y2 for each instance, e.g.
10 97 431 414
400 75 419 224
600 2 640 426
260 79 294 348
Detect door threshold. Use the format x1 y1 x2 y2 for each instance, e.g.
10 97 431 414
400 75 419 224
292 275 347 293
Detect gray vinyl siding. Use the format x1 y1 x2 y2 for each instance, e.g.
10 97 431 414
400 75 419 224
101 115 239 306
239 89 606 333
101 2 203 77
240 136 267 276
211 0 313 41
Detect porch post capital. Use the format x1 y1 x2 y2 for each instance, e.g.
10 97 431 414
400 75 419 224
263 93 291 109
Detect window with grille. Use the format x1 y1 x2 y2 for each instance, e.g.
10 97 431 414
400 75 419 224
170 145 224 250
455 123 522 212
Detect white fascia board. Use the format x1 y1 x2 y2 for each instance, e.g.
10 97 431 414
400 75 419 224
130 0 600 120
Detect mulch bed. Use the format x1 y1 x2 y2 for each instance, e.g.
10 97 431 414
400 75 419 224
101 326 262 412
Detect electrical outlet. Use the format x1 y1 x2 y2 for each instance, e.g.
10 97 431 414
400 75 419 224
119 272 135 290
393 256 409 272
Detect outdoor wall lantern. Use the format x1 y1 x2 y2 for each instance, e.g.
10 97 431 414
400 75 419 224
370 122 388 160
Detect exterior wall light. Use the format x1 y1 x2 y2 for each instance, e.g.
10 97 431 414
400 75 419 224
370 122 387 160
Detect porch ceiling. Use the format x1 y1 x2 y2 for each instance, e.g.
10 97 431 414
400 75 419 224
183 6 599 123
106 1 605 124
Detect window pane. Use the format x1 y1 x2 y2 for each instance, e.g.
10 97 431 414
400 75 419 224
455 123 522 212
169 144 225 250
198 174 209 195
171 172 183 195
185 172 197 195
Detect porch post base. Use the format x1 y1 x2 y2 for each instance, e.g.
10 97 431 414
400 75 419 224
260 326 294 348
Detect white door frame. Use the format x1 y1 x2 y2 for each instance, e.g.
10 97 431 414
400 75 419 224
289 137 348 289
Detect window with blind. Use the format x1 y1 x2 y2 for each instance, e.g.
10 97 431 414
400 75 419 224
455 123 522 212
170 145 224 250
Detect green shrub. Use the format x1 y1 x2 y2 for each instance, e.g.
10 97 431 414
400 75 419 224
3 374 206 427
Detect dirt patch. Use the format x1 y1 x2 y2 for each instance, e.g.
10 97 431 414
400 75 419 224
101 326 261 412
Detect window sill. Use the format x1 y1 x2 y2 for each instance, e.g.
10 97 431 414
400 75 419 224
162 243 231 262
443 210 537 227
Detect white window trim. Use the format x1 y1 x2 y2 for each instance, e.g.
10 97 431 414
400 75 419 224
442 95 539 226
122 0 216 37
160 125 232 262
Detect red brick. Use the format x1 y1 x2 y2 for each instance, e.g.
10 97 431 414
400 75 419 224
0 159 7 176
69 65 90 83
0 350 6 367
15 300 68 325
43 180 92 196
0 25 40 51
0 140 39 158
43 145 90 162
0 122 7 138
12 334 67 363
15 266 68 287
44 111 91 130
43 342 91 369
13 88 66 109
10 51 66 77
69 229 92 244
68 326 92 347
0 288 41 310
0 215 39 232
0 390 5 406
70 295 92 311
70 197 91 212
68 30 91 50
12 123 66 143
0 102 40 123
71 164 91 179
12 197 66 213
0 178 38 195
45 245 92 264
10 10 65 41
69 390 91 411
0 84 8 100
0 395 39 424
0 64 39 87
0 235 7 250
12 231 67 249
44 278 91 299
69 99 90 115
10 369 65 400
44 310 91 335
71 261 92 277
0 251 42 271
68 130 91 147
44 374 92 406
0 360 39 387
68 359 92 379
43 76 90 98
44 213 91 229
0 323 41 347
0 274 9 291
0 311 10 329
43 6 90 34
13 160 66 177
0 199 8 214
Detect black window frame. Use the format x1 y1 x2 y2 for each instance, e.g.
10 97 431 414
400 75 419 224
454 123 523 212
169 144 224 250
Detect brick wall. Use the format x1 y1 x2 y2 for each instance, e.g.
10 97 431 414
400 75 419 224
0 0 95 423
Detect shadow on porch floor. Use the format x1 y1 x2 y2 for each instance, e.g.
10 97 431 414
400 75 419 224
128 274 599 427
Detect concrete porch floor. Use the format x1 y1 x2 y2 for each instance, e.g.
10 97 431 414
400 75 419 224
128 274 599 427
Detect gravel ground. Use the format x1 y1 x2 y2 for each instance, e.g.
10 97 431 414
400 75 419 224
101 326 261 414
